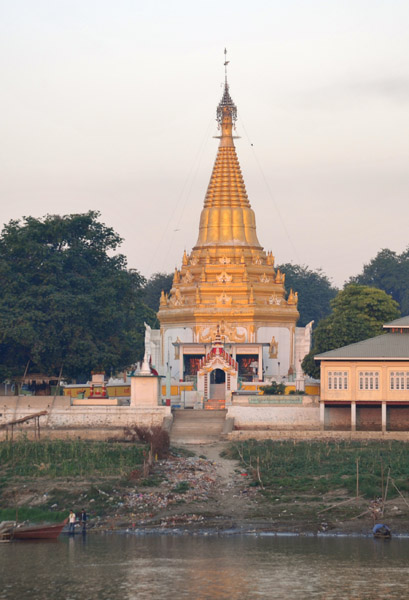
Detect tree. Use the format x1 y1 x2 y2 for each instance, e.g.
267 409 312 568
302 284 400 379
277 263 337 327
142 272 174 312
351 247 409 315
0 211 157 380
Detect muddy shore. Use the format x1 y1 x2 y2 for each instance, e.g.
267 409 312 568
8 442 407 537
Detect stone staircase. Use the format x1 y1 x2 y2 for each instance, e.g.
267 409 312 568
170 409 228 444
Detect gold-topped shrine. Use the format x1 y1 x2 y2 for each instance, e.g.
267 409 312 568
158 77 299 342
154 63 309 400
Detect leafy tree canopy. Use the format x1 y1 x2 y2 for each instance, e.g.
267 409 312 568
277 263 337 327
302 284 400 379
142 272 173 313
351 247 409 315
0 211 157 380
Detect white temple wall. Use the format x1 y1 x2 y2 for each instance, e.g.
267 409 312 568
257 326 291 378
295 322 313 378
161 326 194 378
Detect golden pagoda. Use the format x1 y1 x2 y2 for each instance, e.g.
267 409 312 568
156 60 301 401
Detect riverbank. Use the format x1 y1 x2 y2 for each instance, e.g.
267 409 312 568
2 439 409 535
112 442 409 536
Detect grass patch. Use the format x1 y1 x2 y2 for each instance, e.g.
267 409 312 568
0 506 67 523
226 440 409 499
0 439 145 478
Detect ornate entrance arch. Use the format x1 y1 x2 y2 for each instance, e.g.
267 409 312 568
210 368 226 399
196 345 238 402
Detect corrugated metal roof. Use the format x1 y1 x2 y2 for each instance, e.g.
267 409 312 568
315 333 409 360
384 316 409 328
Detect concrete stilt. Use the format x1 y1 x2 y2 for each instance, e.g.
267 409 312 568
382 402 387 433
319 402 325 430
351 402 356 432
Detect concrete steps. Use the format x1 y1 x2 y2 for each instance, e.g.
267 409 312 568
170 409 227 444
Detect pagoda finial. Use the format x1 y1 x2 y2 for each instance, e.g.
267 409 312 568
224 47 229 85
217 48 237 126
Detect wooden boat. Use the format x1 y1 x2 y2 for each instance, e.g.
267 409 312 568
374 531 392 539
373 524 392 539
12 519 68 540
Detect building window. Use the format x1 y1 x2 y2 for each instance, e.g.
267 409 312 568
390 371 409 390
328 371 348 390
359 371 379 391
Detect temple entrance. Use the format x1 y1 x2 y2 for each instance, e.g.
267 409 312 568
210 368 226 399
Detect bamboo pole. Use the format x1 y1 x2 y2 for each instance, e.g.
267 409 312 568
381 468 391 517
391 478 409 510
356 458 359 498
22 359 31 381
351 509 371 520
317 496 363 514
46 363 64 426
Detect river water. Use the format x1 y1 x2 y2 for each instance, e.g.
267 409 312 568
1 533 408 599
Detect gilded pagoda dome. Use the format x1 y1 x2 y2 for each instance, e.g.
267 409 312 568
158 66 298 343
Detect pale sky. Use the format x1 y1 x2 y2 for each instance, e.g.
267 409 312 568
1 0 409 287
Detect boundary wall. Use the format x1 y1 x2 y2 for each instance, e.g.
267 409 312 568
228 395 320 431
0 396 171 441
227 430 409 441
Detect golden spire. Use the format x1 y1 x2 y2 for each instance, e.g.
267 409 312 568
194 51 261 252
158 56 299 343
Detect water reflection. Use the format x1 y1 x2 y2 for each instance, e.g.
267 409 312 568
1 534 409 599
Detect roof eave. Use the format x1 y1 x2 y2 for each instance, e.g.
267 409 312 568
315 356 409 361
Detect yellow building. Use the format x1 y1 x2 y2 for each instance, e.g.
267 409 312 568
150 64 312 404
316 317 409 431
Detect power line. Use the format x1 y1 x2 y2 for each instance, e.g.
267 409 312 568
147 117 214 274
238 116 301 264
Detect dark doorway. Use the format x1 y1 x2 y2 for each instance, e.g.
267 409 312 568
237 354 258 381
210 369 225 384
183 354 205 377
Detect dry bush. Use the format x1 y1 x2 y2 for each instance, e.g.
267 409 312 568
124 425 170 460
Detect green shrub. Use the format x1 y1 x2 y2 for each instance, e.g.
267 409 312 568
260 382 286 395
171 481 190 494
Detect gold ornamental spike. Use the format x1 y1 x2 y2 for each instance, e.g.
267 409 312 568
193 75 262 254
160 290 167 306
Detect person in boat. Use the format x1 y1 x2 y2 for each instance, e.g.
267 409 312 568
80 509 87 533
68 510 76 533
373 523 391 537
